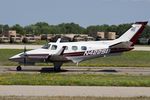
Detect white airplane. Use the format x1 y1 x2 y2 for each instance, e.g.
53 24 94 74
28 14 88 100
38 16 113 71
9 21 148 71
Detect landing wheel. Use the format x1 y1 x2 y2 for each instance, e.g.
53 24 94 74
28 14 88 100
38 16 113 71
54 66 61 72
16 66 22 71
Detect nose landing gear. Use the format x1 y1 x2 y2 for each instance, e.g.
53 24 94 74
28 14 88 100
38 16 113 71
16 66 22 71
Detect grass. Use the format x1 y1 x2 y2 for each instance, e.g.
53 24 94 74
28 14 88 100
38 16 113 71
0 73 150 86
0 96 150 100
0 49 22 66
81 51 150 67
1 49 150 67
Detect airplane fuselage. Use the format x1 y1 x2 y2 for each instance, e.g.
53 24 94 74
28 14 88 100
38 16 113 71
9 21 148 71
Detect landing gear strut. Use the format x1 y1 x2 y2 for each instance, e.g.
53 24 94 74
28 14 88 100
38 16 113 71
53 62 63 72
16 66 22 71
54 66 61 71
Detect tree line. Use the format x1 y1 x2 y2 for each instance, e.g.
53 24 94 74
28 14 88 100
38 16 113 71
0 22 150 38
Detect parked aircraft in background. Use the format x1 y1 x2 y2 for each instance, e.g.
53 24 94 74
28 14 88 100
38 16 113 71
9 21 148 71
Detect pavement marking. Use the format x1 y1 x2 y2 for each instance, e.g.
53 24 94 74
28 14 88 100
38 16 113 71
0 86 150 97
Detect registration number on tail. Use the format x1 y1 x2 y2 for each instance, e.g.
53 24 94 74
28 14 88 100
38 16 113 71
84 48 110 56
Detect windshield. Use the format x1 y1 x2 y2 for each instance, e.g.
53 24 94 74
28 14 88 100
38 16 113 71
51 45 57 50
42 44 51 49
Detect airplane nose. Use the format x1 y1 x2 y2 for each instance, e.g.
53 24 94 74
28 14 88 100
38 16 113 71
9 55 21 61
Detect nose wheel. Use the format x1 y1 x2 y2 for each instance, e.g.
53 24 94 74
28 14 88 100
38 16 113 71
16 66 22 71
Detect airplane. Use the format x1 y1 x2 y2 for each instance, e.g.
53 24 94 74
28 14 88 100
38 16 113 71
9 21 148 71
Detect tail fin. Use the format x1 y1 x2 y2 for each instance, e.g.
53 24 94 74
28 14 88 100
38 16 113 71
116 21 148 45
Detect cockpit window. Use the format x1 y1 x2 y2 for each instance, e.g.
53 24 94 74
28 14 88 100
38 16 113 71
42 44 51 49
51 45 57 50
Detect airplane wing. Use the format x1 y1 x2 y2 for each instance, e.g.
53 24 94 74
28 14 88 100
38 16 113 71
46 46 68 62
55 46 67 55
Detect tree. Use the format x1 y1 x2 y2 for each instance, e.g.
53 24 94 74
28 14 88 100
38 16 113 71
0 25 4 33
141 25 150 38
108 25 118 32
117 23 132 36
24 25 33 35
58 22 85 34
34 22 50 34
86 25 100 36
10 24 25 35
0 22 149 40
86 24 110 37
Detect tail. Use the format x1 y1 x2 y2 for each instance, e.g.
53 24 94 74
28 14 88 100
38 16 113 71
116 21 148 45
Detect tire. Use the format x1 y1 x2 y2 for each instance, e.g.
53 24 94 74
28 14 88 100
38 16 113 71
16 66 22 71
54 66 61 72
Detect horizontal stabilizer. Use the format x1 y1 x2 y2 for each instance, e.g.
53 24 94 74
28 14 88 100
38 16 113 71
110 41 133 49
45 46 68 62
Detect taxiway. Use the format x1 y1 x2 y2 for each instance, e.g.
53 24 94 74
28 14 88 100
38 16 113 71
1 66 150 75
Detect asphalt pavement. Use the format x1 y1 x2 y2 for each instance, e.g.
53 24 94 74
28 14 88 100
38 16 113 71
0 86 150 97
1 66 150 75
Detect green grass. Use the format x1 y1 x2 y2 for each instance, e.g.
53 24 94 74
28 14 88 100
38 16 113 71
1 49 150 67
0 96 150 100
0 73 150 86
0 49 22 66
81 51 150 67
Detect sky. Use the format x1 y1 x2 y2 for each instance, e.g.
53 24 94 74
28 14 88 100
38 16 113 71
0 0 150 27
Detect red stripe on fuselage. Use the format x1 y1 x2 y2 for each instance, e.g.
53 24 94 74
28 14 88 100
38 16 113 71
64 52 85 56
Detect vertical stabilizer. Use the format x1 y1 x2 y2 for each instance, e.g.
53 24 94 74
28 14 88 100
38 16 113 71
116 21 148 45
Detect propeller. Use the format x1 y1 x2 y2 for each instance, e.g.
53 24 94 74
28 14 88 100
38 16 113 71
23 45 27 66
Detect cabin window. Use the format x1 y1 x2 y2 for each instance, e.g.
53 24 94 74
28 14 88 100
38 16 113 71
42 44 51 49
51 45 57 50
72 46 78 51
81 46 87 50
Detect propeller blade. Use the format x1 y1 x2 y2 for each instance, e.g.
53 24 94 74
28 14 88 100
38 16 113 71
24 46 26 53
23 45 27 66
45 55 51 62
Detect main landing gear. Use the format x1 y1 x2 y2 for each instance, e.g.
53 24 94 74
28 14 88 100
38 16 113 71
53 62 63 72
16 66 22 71
15 62 63 72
